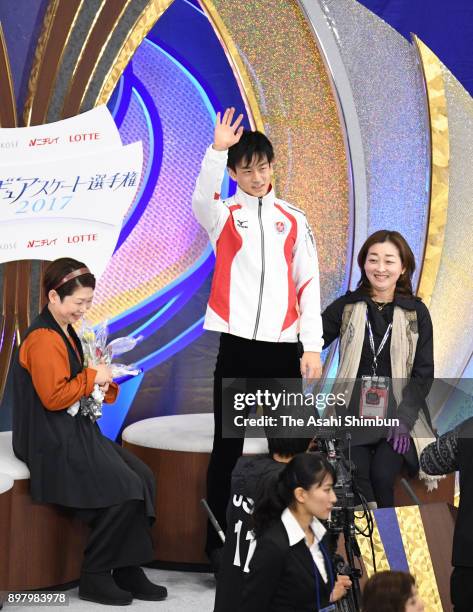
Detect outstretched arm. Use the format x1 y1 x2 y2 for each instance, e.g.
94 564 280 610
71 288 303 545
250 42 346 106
192 108 244 237
420 427 459 475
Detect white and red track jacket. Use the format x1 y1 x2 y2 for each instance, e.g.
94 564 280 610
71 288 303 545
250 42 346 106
192 145 323 352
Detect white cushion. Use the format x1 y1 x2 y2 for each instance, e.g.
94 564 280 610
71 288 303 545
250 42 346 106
0 472 13 494
122 414 269 454
0 432 30 480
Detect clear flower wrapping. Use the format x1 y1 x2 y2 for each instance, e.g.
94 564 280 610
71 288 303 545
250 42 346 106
68 319 142 422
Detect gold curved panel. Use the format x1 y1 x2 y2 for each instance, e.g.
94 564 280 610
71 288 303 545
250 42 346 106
22 0 84 126
199 0 264 133
59 0 109 117
0 23 17 127
93 0 175 107
195 0 349 301
414 36 450 308
74 0 134 114
424 64 473 378
22 0 59 125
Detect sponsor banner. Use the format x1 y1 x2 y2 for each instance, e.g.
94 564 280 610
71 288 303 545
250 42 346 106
0 139 142 278
0 106 121 163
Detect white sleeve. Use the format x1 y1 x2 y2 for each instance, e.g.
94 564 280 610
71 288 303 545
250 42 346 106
292 215 324 352
192 144 230 239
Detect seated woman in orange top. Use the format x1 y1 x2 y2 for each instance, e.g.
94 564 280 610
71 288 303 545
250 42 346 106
11 257 166 606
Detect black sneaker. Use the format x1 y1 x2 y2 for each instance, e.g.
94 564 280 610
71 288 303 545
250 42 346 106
79 571 133 606
113 566 167 601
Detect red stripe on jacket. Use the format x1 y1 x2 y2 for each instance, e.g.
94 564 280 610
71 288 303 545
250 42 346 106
275 204 298 331
208 205 243 323
298 278 312 303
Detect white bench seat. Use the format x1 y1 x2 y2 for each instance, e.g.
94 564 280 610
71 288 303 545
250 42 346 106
0 472 13 495
122 413 268 454
121 413 269 565
0 432 30 480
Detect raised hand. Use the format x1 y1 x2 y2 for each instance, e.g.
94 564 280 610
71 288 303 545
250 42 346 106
213 107 244 151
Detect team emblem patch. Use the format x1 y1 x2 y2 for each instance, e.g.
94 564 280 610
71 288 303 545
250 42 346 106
275 221 287 234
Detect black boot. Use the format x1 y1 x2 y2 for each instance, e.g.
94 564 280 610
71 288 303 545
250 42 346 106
79 571 133 605
113 566 168 601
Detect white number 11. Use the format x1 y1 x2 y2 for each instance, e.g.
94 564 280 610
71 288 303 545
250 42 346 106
233 520 257 573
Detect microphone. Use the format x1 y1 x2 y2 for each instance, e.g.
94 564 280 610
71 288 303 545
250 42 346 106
400 478 422 506
201 498 226 543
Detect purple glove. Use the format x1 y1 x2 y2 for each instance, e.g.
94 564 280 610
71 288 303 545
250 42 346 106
387 421 411 454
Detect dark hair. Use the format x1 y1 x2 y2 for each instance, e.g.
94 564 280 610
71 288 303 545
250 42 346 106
357 230 415 297
362 571 416 612
43 258 96 301
252 452 336 536
268 437 312 458
227 130 274 171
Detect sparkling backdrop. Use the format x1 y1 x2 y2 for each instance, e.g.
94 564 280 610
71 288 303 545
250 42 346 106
65 0 473 437
89 39 213 323
320 0 430 285
207 0 350 307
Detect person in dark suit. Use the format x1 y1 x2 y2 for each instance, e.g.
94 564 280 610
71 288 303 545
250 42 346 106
214 437 313 612
237 452 351 612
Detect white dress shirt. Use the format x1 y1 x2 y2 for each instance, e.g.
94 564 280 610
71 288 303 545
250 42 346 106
281 507 328 583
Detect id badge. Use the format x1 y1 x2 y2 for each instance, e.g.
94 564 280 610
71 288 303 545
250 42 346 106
360 376 389 418
320 605 337 612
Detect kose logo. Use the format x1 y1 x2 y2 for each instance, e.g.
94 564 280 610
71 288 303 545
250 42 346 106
0 242 17 250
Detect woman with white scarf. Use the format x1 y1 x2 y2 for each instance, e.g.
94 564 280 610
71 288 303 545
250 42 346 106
321 230 435 508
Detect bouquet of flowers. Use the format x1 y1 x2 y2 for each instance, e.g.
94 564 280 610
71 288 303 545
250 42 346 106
68 319 142 422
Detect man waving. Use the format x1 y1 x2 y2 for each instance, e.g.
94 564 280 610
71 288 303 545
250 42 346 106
192 108 324 567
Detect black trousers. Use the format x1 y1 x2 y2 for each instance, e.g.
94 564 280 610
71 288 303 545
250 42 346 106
451 566 473 612
351 441 405 507
71 442 157 574
74 499 155 573
206 333 301 554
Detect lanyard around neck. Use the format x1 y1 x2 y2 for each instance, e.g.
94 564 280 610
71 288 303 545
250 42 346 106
312 540 334 611
366 311 392 376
